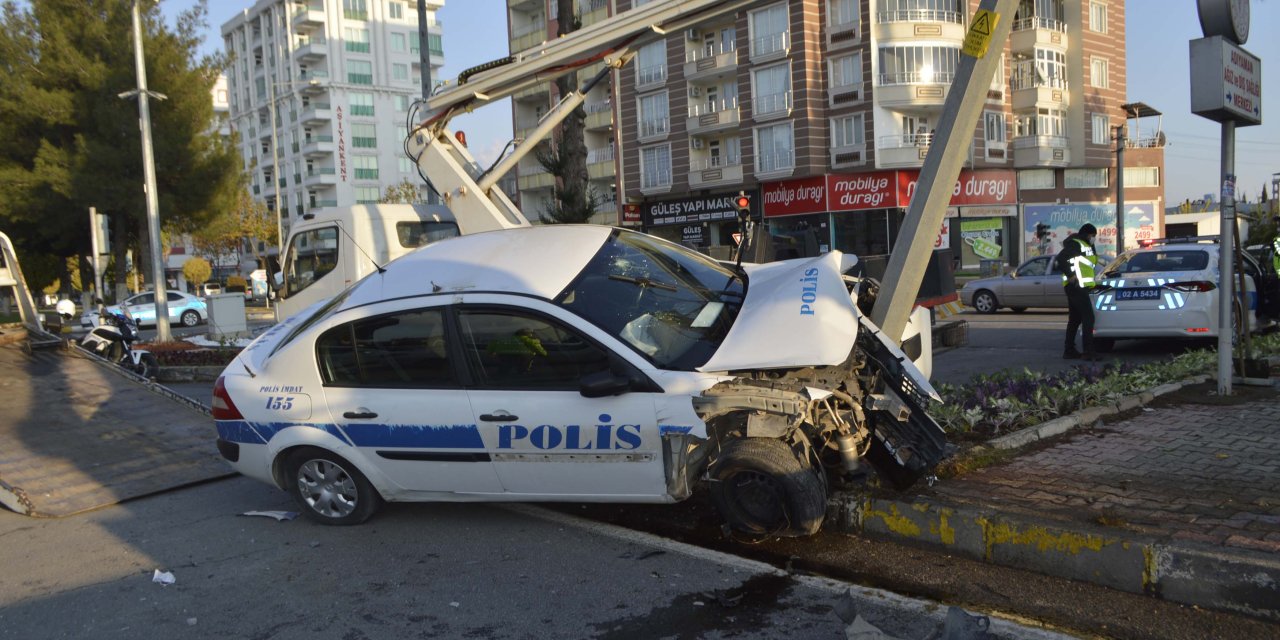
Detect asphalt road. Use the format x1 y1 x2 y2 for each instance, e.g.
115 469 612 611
0 477 1068 640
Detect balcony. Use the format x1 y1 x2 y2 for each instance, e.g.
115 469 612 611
1012 135 1071 167
1011 17 1068 53
300 134 335 156
1010 77 1068 111
299 102 331 123
684 42 736 82
875 72 952 107
293 36 327 61
688 156 743 188
686 98 740 135
877 133 933 168
304 167 337 186
874 9 965 42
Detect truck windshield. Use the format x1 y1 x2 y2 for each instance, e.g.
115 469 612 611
555 230 744 371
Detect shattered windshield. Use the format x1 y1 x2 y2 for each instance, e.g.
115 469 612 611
556 230 744 371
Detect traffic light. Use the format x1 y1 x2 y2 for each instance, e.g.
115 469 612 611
734 192 751 220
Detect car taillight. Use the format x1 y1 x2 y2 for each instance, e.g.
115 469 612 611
1165 281 1216 293
211 376 244 420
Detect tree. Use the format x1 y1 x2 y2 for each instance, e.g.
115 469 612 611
0 0 240 296
182 256 211 290
533 0 595 225
380 178 423 204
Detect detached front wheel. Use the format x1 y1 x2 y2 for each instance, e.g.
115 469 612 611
709 438 826 537
286 449 382 525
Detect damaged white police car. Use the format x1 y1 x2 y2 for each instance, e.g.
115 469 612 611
213 225 946 536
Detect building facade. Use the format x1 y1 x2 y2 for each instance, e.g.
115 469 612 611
514 0 1164 268
221 0 445 240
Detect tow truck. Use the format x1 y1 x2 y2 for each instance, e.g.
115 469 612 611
236 0 951 535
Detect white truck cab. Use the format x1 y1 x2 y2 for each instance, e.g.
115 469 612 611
275 204 460 322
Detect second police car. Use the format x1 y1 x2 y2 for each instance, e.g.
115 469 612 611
213 226 946 536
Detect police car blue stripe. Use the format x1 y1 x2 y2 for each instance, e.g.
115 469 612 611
341 423 485 449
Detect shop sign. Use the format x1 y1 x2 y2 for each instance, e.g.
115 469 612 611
827 171 898 211
762 176 827 217
899 169 1015 207
643 193 744 227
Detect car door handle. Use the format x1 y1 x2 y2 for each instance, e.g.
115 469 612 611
343 410 378 420
479 412 519 422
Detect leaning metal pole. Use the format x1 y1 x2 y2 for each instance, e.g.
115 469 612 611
871 0 1018 340
130 0 170 342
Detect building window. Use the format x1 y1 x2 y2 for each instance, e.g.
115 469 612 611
393 63 409 82
831 113 865 147
1089 2 1107 33
878 45 960 84
352 123 377 148
353 155 379 180
1091 113 1110 145
355 186 381 204
829 53 863 93
828 0 859 33
985 111 1007 144
640 144 672 190
343 0 368 21
749 3 789 58
635 41 666 88
391 32 406 53
638 92 670 139
1018 169 1055 190
752 63 791 116
350 92 374 117
389 1 404 20
1124 166 1160 187
755 122 794 173
1090 57 1109 89
345 28 370 53
1064 168 1108 189
348 60 373 85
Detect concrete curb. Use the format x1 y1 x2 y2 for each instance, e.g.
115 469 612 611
829 494 1280 621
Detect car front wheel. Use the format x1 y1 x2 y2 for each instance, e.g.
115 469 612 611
180 310 200 327
972 290 999 314
286 449 382 525
709 438 826 537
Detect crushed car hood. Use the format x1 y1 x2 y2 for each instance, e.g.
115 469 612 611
699 252 858 372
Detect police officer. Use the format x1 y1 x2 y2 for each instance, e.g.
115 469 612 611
1056 223 1100 359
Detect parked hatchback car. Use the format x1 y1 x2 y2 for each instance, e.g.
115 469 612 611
1091 239 1278 349
959 255 1067 313
212 226 945 534
103 290 208 327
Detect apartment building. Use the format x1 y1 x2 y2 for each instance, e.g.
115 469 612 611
597 0 1165 267
222 0 445 240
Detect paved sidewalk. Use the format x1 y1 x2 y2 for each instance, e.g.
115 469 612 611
926 392 1280 554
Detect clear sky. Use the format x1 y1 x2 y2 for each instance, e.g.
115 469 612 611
168 0 1279 207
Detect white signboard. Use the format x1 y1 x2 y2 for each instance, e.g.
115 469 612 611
1191 36 1262 125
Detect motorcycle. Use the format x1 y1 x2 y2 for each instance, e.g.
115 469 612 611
80 310 160 380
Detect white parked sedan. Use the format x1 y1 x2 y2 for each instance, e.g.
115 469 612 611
1091 238 1278 349
212 226 945 535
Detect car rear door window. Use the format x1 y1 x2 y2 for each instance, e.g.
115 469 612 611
457 310 611 391
316 309 456 388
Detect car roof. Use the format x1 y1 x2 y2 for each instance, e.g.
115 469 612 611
339 225 615 310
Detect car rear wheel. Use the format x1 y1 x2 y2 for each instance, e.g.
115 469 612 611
180 310 200 327
709 438 826 537
972 290 998 314
286 449 382 525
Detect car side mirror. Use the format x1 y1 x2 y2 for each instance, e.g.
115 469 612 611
579 370 633 398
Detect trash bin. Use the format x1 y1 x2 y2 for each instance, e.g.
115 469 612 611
979 259 1002 277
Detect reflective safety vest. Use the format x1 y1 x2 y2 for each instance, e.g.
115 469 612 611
1061 238 1099 288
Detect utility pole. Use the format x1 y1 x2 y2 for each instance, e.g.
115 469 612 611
870 0 1018 340
1115 123 1126 254
121 0 171 342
